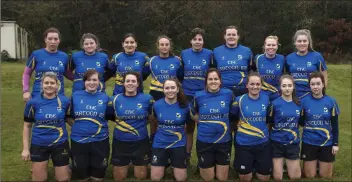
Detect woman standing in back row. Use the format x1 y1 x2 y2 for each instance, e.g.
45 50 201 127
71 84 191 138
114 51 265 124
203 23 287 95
285 29 328 98
213 25 255 97
109 33 150 95
255 36 285 101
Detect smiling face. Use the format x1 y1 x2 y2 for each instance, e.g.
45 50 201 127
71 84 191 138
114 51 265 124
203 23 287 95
191 34 204 51
224 28 239 47
123 36 137 54
163 80 179 100
310 77 324 96
124 74 139 94
247 76 262 96
45 32 60 52
84 73 99 93
158 38 171 55
295 35 309 53
42 76 58 95
206 71 221 92
264 38 278 57
83 38 97 54
280 78 294 97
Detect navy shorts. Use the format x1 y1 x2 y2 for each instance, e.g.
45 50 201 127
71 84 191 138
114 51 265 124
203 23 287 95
271 140 300 160
234 141 272 175
111 137 151 166
30 140 69 167
196 140 232 168
301 142 335 162
151 146 187 168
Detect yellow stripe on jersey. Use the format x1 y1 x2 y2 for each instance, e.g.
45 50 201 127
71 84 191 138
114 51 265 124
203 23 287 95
28 56 36 69
272 127 298 144
28 106 34 118
116 120 139 136
115 74 123 85
237 71 245 85
184 77 205 80
199 120 227 143
262 81 278 92
305 126 330 146
294 79 308 82
36 125 64 146
255 54 264 69
76 118 103 142
165 130 182 149
238 126 264 138
98 82 104 92
238 95 266 138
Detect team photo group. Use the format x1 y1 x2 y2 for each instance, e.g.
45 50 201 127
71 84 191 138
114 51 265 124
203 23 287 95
21 25 340 181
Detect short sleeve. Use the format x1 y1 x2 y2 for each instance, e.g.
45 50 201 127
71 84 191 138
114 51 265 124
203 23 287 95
26 53 36 69
332 99 340 116
185 106 193 124
318 53 328 71
190 97 198 117
24 100 35 122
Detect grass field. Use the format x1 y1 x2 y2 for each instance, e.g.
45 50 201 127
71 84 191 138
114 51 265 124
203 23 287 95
1 62 351 181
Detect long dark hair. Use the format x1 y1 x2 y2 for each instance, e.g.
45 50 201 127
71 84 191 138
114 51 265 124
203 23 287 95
205 68 222 90
308 71 326 95
122 71 142 94
279 74 300 105
163 78 188 108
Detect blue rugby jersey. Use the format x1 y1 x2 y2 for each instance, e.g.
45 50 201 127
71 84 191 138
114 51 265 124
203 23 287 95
23 95 70 146
269 97 301 145
70 51 109 93
181 48 213 96
255 54 285 100
149 55 183 92
191 88 234 143
233 94 271 146
285 52 327 98
213 44 254 89
152 99 191 148
109 51 150 95
69 90 111 143
300 94 340 146
111 93 154 141
25 48 69 96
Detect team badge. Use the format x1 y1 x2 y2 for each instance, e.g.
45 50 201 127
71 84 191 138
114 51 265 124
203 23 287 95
262 104 266 110
238 55 243 60
58 61 63 66
276 64 281 69
152 155 158 163
170 64 175 70
202 59 207 65
135 60 140 65
57 107 62 112
324 107 328 113
96 62 101 67
296 110 300 115
98 100 103 105
220 101 225 107
176 113 181 118
137 103 142 109
307 62 312 67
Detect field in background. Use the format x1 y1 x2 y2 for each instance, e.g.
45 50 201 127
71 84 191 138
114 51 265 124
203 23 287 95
1 63 351 181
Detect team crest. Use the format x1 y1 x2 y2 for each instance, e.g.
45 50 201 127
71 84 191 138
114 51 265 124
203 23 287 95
170 64 175 70
296 110 300 115
102 158 107 166
96 62 101 67
276 64 281 69
262 104 266 110
57 107 62 112
137 103 142 109
238 55 243 60
307 62 312 67
98 100 103 105
220 101 225 107
324 107 328 113
152 155 158 163
202 59 207 65
176 113 181 118
58 61 63 66
135 60 140 65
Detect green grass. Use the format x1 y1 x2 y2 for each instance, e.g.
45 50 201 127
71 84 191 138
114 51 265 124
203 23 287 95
1 63 351 181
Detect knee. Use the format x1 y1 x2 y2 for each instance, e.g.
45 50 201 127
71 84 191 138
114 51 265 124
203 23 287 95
216 173 228 181
273 174 283 181
134 171 148 180
257 175 270 182
319 171 332 178
114 171 127 181
151 175 163 181
239 174 252 182
288 171 301 180
175 174 187 181
56 176 70 182
201 173 214 181
304 171 316 178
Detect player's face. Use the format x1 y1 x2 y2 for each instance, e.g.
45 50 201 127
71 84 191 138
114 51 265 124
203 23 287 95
84 73 100 92
163 80 179 100
42 77 58 95
310 77 324 96
295 35 309 53
224 28 239 46
124 74 139 93
158 38 171 55
207 72 221 92
280 78 294 97
191 34 204 51
264 38 278 56
123 36 137 54
45 32 60 51
83 38 97 54
247 76 262 96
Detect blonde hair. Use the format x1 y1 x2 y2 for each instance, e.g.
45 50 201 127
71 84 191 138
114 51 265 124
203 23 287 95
40 72 60 95
155 35 174 56
263 35 280 53
293 29 315 51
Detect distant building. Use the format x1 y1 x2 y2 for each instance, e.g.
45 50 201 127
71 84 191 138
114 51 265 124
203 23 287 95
1 21 28 59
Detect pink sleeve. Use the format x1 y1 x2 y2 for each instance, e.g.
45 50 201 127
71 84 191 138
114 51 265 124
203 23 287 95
22 67 33 93
64 69 74 81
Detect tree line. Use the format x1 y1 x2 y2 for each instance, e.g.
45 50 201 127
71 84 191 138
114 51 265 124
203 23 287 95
2 0 352 63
